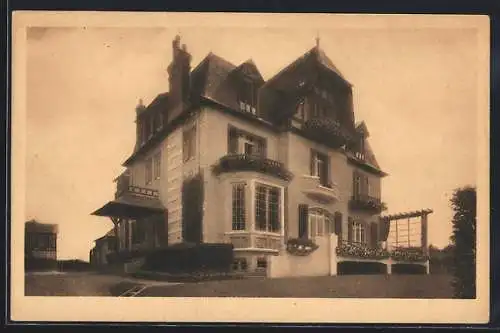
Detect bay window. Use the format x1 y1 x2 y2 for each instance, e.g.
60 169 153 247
232 183 246 231
255 184 281 233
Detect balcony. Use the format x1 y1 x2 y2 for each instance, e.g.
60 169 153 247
212 154 293 181
303 118 351 149
348 194 386 214
301 175 340 203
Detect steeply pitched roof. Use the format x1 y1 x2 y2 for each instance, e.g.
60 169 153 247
363 140 381 170
95 228 115 241
190 52 237 100
264 45 351 88
355 121 370 138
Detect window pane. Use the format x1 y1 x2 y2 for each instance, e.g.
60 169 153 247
317 215 324 236
183 126 196 161
145 158 153 184
232 184 246 230
269 187 280 232
255 185 267 231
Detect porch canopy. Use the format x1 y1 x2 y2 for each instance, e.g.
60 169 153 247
92 193 165 220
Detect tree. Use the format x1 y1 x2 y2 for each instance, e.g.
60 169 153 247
449 186 476 299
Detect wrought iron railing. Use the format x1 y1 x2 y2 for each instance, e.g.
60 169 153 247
348 194 386 213
115 173 159 199
303 117 352 149
212 154 293 181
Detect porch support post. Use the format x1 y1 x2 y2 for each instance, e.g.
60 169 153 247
386 260 392 275
280 186 285 250
407 218 411 247
421 213 429 256
110 217 119 253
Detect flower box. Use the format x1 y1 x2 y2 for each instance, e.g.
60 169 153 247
286 238 319 256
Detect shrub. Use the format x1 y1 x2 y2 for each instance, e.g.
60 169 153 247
141 243 234 274
449 186 476 299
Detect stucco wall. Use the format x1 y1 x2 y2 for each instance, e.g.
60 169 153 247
267 234 338 278
286 133 382 242
286 134 350 240
197 107 384 245
199 108 282 244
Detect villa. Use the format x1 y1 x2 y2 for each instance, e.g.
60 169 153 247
92 36 432 277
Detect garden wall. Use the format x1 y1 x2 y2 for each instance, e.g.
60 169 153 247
267 234 337 278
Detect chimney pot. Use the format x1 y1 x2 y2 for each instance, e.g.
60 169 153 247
173 35 181 49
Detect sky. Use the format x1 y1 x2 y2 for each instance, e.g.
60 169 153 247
24 18 480 261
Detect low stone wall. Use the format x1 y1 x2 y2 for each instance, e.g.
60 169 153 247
267 234 337 278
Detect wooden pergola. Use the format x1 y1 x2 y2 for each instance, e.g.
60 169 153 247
381 209 433 253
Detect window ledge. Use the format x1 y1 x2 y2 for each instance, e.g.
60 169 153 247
233 248 279 253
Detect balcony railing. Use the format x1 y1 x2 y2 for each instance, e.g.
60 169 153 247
115 175 159 199
390 246 429 262
348 194 386 214
336 240 390 260
336 241 429 263
212 154 293 181
303 118 352 149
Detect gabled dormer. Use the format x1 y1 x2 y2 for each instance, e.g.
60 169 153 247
347 121 387 177
259 43 355 137
232 59 265 116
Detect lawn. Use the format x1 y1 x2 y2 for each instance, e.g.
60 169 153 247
138 274 455 298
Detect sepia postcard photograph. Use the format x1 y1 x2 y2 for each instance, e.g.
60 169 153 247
10 11 490 323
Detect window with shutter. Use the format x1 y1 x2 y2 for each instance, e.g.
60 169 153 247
298 204 309 239
334 212 343 237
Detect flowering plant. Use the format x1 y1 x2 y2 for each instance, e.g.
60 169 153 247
336 241 390 260
286 238 319 256
390 247 429 262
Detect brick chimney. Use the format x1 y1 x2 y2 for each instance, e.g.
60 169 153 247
167 35 192 109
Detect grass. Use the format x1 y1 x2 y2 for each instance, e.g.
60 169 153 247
25 271 456 298
25 271 137 296
138 274 455 298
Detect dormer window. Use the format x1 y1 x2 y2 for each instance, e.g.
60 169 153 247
238 77 257 115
